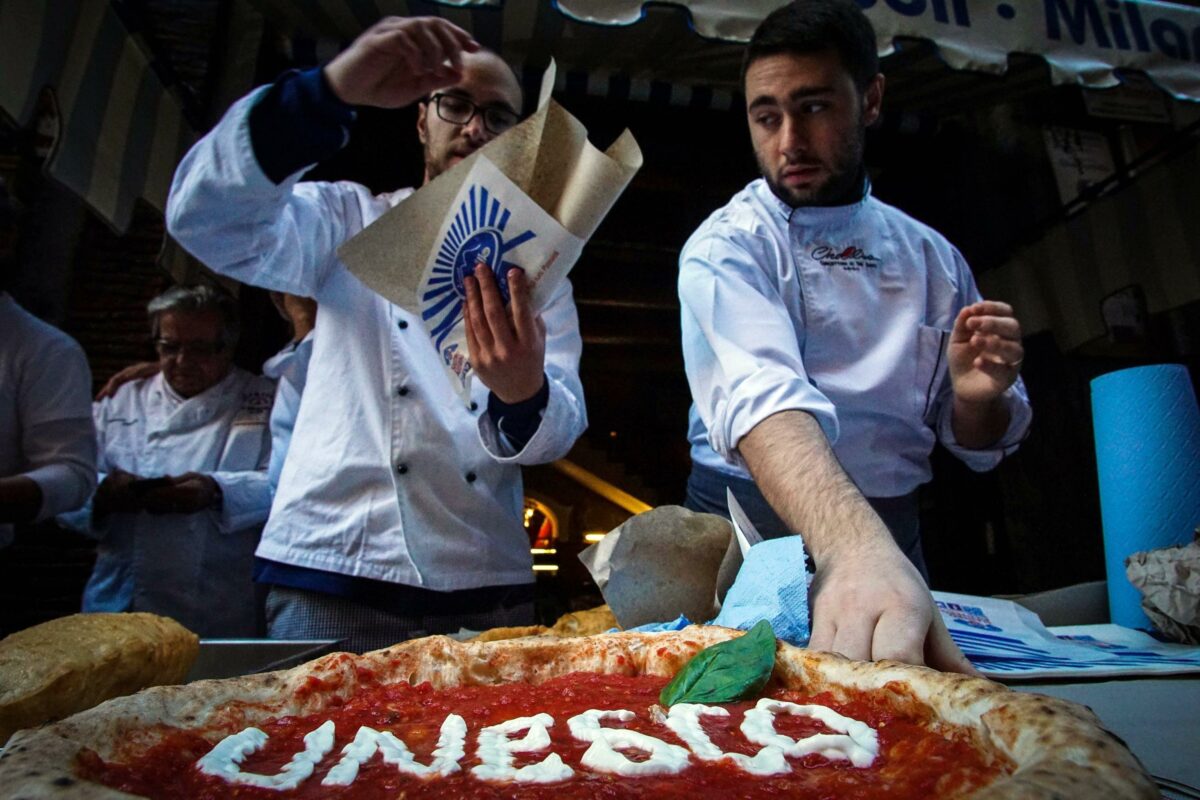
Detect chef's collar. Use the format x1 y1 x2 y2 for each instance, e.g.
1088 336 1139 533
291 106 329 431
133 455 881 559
158 368 237 406
757 176 872 227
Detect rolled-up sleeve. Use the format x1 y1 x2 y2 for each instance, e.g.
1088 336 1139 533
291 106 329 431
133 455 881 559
211 469 272 533
23 419 96 520
679 228 839 468
936 382 1032 469
18 337 96 520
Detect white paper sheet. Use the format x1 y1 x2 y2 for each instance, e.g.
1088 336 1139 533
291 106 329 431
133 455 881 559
936 591 1200 679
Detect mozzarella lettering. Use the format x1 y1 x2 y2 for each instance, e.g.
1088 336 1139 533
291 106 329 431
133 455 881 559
741 699 880 768
568 709 692 776
196 703 880 788
196 720 335 790
472 713 574 783
666 704 789 776
321 714 467 785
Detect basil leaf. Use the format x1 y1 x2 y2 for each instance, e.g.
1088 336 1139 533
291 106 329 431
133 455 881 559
659 620 776 706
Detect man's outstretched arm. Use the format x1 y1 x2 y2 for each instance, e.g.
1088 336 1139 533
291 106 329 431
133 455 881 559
739 409 976 674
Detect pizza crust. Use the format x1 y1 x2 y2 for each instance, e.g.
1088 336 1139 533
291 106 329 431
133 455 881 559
0 626 1156 799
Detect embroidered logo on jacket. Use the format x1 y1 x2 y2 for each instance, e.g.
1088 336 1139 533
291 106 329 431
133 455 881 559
233 390 273 427
811 245 880 272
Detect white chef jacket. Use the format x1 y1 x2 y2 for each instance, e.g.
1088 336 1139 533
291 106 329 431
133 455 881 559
261 331 314 489
166 89 587 591
60 369 274 636
0 293 96 547
681 179 1031 499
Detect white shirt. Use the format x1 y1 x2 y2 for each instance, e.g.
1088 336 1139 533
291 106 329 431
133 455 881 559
261 331 314 489
60 369 274 636
166 90 587 591
680 179 1031 499
0 293 96 546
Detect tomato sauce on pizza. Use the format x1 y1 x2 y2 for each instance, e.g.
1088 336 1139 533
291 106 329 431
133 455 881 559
81 671 1009 799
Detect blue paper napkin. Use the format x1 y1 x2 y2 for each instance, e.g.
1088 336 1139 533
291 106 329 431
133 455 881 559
626 614 692 633
710 535 812 645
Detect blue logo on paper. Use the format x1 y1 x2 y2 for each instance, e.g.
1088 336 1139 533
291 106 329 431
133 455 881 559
421 184 536 351
936 601 1002 632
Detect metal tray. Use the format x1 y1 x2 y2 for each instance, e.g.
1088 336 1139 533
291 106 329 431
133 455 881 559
187 639 343 682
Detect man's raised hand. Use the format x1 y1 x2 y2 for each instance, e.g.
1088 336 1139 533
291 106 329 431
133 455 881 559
948 300 1023 405
324 17 479 108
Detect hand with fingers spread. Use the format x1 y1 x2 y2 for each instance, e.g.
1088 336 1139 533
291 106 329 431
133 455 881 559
740 410 978 675
323 16 480 108
463 263 547 404
809 536 978 675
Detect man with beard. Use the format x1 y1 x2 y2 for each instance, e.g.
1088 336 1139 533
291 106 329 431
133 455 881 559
167 17 586 652
680 0 1031 672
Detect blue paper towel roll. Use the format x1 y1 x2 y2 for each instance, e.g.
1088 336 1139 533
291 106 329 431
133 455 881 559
1091 364 1200 629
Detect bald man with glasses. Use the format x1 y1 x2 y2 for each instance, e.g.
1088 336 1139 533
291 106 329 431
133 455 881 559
167 17 587 652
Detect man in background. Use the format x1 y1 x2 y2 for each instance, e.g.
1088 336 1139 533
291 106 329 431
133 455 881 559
62 284 274 637
0 179 96 550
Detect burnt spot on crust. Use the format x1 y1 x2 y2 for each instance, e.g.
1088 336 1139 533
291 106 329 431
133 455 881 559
52 776 75 787
1038 704 1057 716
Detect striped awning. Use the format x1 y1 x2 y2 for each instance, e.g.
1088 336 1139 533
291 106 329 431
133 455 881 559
0 0 194 233
250 0 1200 102
251 0 747 104
4 0 1196 236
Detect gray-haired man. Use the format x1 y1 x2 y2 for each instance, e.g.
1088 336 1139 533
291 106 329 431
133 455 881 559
61 284 275 636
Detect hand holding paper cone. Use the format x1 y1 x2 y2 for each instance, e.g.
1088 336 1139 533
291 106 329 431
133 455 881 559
324 17 480 108
464 264 547 404
339 60 642 398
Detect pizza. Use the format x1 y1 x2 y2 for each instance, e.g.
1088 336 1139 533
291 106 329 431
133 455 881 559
0 626 1155 798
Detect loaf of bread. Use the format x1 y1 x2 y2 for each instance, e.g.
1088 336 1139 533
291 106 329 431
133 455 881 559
550 604 617 637
469 605 619 643
0 612 199 744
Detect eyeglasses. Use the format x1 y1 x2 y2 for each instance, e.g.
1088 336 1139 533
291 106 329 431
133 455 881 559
429 93 519 135
154 338 227 358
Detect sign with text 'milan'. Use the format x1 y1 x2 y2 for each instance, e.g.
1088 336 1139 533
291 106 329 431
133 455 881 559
555 0 1200 102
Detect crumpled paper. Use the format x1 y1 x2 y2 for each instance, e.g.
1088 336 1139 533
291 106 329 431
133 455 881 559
578 506 737 629
1127 535 1200 644
578 505 813 644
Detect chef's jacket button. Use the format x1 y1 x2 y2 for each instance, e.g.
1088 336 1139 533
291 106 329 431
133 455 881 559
466 471 477 483
397 319 409 330
397 385 409 397
469 401 479 412
396 463 409 475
